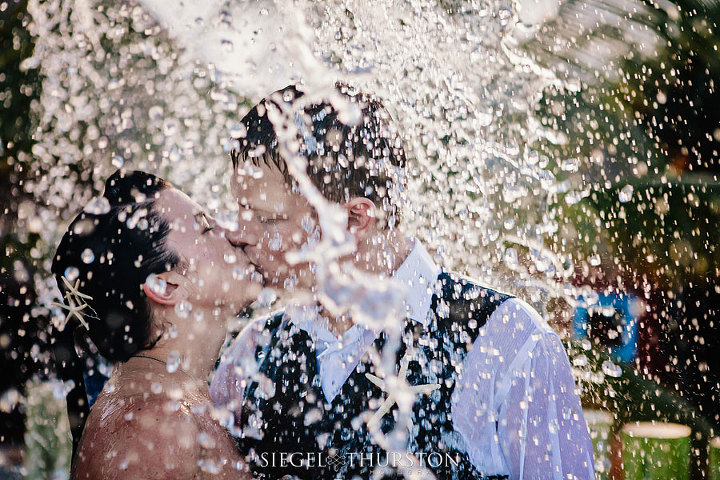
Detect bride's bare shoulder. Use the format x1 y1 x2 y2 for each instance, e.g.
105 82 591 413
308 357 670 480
72 393 201 480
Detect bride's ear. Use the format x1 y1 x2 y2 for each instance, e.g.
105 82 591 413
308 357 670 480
143 271 182 306
344 197 376 240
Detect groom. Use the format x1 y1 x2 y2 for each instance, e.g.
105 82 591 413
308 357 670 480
211 84 595 479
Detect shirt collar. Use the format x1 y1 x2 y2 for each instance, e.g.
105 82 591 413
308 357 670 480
286 238 441 334
393 238 441 326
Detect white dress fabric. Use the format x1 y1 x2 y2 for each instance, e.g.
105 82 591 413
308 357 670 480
211 240 595 479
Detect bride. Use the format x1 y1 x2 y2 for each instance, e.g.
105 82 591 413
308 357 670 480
51 170 260 479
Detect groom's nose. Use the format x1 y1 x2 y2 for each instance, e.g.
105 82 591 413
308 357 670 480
225 226 258 249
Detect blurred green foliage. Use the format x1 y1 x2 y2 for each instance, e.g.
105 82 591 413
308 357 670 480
23 379 71 480
527 0 720 453
530 0 720 289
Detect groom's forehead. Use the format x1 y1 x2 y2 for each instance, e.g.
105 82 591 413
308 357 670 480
232 165 295 211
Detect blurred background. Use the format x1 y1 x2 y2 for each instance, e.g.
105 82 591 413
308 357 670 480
1 0 719 478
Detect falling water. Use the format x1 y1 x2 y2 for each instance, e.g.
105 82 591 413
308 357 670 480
22 0 573 309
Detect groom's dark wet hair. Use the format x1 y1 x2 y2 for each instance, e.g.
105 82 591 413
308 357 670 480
231 83 407 227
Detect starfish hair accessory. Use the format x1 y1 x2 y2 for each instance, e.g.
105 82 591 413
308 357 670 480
51 276 96 331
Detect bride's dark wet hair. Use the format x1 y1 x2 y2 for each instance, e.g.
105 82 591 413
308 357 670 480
50 169 180 459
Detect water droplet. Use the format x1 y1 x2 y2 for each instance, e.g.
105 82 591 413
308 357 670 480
150 382 163 394
301 215 316 234
197 432 216 449
148 105 163 120
72 219 96 235
221 39 234 52
236 164 264 178
232 266 247 280
504 248 519 267
268 233 282 251
336 102 362 126
601 360 622 378
572 354 588 367
166 351 180 373
618 184 634 203
175 301 192 319
224 252 237 264
162 119 178 136
145 274 167 295
304 408 323 425
198 459 221 474
560 158 580 172
584 290 600 306
477 111 493 126
84 197 111 215
229 123 247 139
284 276 297 291
0 388 21 412
214 211 239 231
111 155 124 168
256 288 277 307
81 248 95 264
64 266 80 282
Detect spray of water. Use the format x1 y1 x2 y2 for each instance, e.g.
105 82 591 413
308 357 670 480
24 0 576 315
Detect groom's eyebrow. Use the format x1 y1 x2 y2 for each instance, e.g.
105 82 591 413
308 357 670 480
252 210 284 219
242 205 285 215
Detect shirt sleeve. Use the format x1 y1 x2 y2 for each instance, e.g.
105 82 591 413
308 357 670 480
453 298 595 480
209 317 265 429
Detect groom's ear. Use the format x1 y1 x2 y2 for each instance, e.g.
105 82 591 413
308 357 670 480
344 197 376 239
143 271 182 306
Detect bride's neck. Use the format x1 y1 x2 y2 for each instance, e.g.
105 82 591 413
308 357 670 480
130 306 229 384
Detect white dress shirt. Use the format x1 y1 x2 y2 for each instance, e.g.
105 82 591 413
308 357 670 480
211 240 595 480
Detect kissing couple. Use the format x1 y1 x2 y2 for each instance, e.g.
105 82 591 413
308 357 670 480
52 84 595 480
